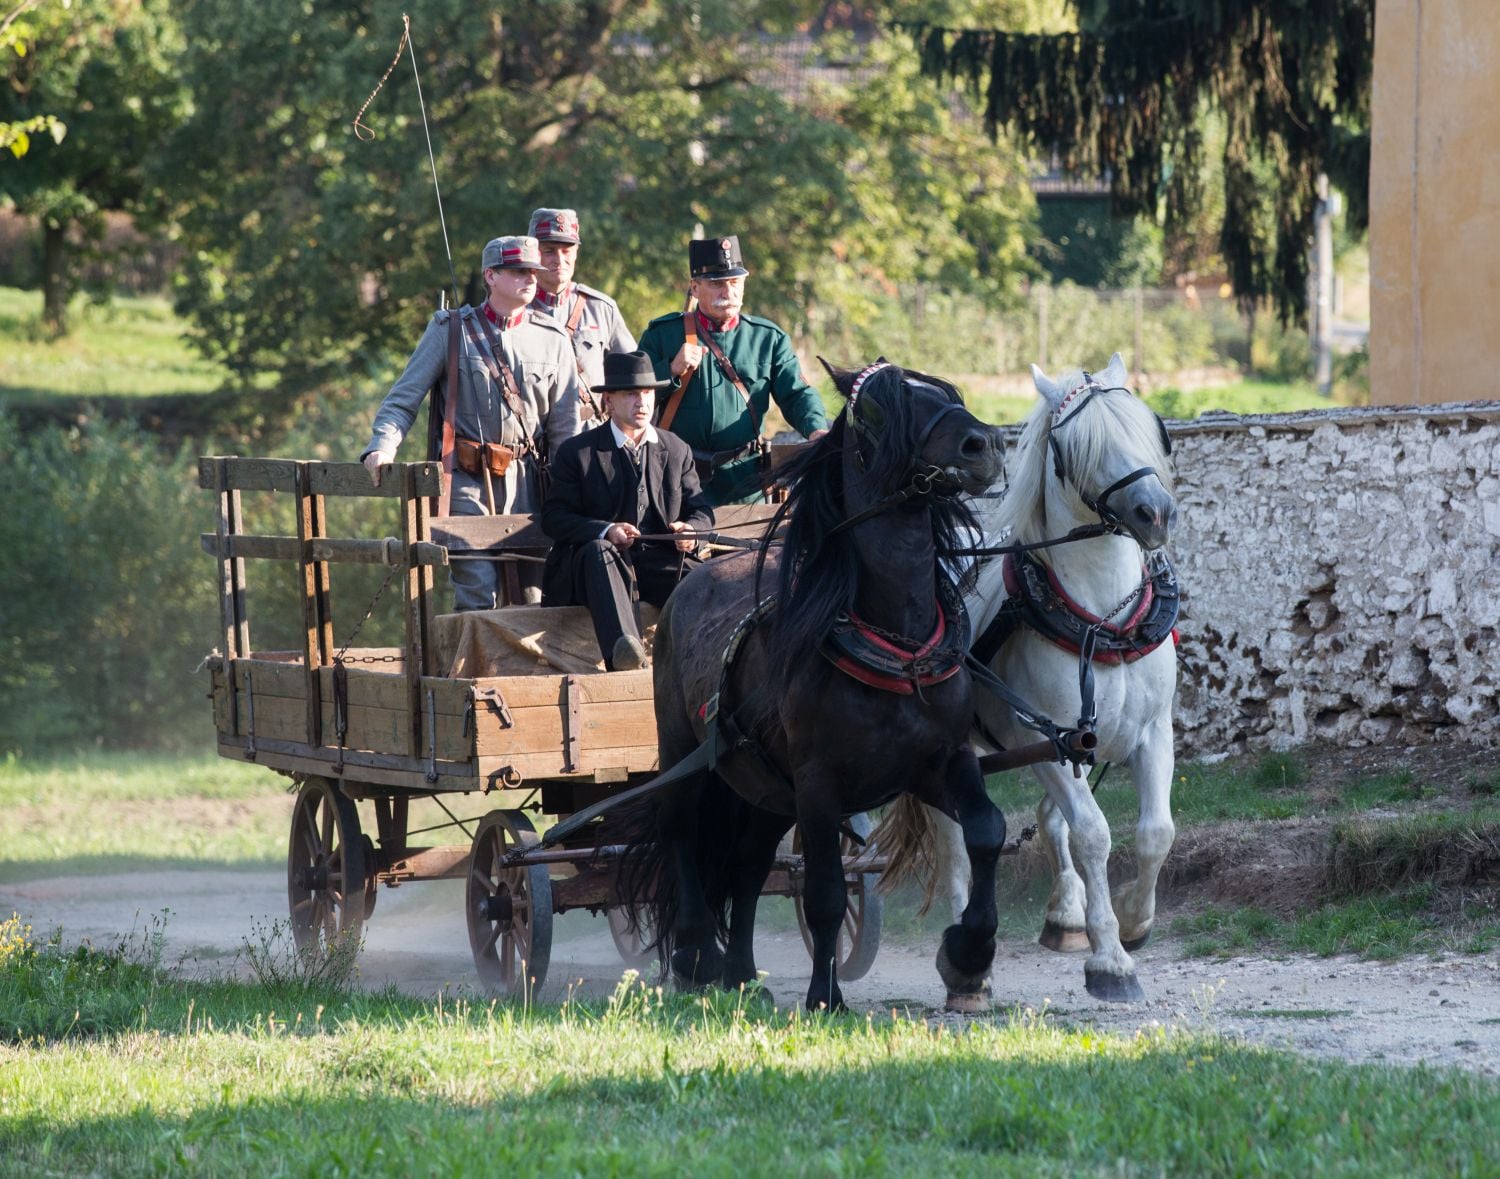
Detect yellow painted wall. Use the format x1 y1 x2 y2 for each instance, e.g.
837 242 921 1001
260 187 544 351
1370 0 1500 405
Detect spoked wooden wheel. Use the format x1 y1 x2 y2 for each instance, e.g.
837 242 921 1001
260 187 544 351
607 905 658 974
467 811 553 996
287 777 368 961
794 812 884 981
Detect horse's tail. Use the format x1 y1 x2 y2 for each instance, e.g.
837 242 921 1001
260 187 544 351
611 772 741 963
611 793 674 967
872 794 942 915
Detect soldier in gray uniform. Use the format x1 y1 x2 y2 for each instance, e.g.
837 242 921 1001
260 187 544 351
361 234 583 611
528 207 636 421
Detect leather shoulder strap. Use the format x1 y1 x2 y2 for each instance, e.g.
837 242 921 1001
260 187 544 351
438 308 461 515
656 300 699 432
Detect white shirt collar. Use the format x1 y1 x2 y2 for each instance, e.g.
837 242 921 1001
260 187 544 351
609 420 659 449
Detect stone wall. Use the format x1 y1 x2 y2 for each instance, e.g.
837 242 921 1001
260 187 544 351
1159 402 1500 754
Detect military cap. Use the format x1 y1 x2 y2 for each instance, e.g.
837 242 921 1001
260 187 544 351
528 208 581 244
690 235 748 280
481 235 544 271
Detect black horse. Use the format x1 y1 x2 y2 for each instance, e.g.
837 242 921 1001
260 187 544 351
616 361 1008 1011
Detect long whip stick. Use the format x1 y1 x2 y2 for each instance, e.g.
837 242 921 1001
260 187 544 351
353 13 461 308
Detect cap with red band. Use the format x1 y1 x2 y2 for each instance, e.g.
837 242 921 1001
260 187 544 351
481 235 544 271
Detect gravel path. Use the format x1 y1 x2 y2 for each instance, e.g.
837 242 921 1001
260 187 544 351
5 867 1497 1075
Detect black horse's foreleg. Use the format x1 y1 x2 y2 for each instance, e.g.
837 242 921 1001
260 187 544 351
661 775 724 987
722 808 793 996
936 749 1005 1007
795 777 849 1012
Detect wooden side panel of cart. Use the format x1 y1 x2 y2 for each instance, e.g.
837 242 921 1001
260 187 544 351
209 656 659 789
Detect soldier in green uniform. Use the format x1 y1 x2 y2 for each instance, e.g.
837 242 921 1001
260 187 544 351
527 207 636 418
638 235 828 504
360 234 582 610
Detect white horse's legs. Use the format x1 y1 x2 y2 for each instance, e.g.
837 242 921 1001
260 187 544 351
930 808 971 924
1035 761 1143 1002
1035 792 1089 952
1112 720 1176 949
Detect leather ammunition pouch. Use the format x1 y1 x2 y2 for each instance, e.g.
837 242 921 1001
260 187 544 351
454 436 516 478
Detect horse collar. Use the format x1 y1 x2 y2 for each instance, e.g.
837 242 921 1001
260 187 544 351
972 553 1180 667
823 584 970 696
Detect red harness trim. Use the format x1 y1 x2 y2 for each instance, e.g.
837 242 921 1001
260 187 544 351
830 605 963 695
1002 555 1176 665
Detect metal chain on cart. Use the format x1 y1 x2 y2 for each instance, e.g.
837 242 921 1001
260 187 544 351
331 561 403 772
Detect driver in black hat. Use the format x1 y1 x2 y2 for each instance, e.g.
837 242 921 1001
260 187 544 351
540 350 715 671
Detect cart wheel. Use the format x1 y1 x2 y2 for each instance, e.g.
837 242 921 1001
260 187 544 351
467 811 553 996
607 906 658 974
793 811 883 981
361 834 379 921
287 777 367 963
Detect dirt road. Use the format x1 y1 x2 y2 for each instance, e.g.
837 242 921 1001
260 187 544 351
5 867 1497 1075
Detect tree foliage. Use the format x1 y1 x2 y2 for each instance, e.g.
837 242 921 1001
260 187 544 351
899 0 1374 323
0 0 185 332
161 0 1036 384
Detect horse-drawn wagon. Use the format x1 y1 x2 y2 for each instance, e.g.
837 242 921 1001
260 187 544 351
199 455 882 994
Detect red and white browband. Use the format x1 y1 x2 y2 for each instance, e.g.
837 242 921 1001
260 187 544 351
1051 378 1097 423
848 361 892 411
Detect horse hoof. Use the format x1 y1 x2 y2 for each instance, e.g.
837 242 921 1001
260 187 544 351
1120 929 1152 953
936 925 996 995
945 987 991 1014
1038 922 1089 954
1084 966 1145 1004
729 979 775 1008
671 947 723 987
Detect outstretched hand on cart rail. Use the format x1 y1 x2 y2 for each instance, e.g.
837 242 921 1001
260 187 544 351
362 452 390 487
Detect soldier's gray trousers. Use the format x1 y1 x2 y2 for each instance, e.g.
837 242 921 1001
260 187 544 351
447 462 542 611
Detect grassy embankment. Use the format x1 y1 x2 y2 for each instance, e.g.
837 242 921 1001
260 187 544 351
985 753 1500 960
0 287 233 403
1 911 1497 1176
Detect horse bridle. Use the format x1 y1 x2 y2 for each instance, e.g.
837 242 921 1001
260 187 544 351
831 366 973 536
1047 375 1172 533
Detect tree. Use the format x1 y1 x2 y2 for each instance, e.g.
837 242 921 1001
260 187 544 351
161 1 1037 385
0 0 66 160
898 0 1374 324
0 0 184 333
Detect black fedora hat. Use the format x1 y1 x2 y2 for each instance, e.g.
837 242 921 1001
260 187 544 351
591 350 672 394
689 235 749 280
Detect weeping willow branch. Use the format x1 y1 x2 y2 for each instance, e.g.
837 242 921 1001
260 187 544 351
896 2 1373 326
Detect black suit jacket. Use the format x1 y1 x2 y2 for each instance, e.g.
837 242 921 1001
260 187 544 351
540 423 715 605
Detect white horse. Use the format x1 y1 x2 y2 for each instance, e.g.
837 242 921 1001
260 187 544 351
885 352 1179 1003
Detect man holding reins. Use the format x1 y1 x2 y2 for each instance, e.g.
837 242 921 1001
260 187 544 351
638 235 828 505
541 350 714 671
527 207 636 421
360 234 583 610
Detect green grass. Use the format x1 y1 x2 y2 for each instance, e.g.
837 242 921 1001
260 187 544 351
0 286 239 401
1226 1009 1355 1021
0 751 290 881
1 919 1497 1177
1175 886 1500 961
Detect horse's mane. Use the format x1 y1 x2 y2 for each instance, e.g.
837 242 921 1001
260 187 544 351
757 364 980 688
994 373 1174 555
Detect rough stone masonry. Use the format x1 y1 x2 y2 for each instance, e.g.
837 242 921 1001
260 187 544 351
1157 401 1500 754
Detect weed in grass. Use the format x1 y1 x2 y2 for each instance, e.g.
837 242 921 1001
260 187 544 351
1251 750 1305 790
1465 770 1500 798
237 917 363 995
